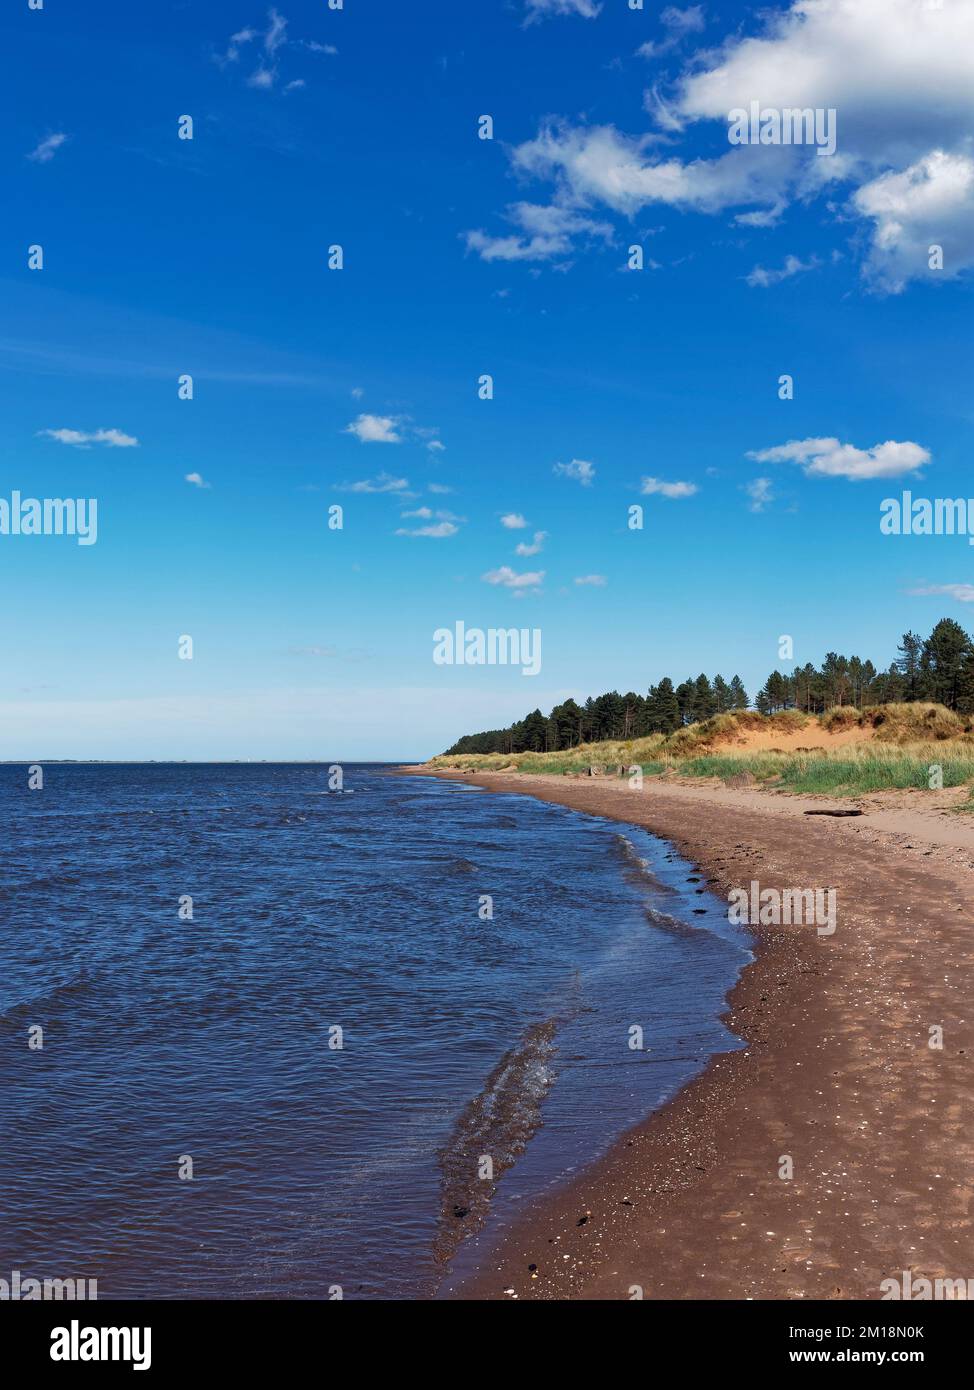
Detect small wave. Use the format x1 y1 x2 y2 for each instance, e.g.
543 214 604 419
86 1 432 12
614 833 672 893
434 1020 557 1264
0 968 92 1024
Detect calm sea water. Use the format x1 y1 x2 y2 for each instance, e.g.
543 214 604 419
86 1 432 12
0 764 750 1299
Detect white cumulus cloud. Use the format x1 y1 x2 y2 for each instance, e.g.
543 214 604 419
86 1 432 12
640 476 697 498
748 436 930 481
344 413 402 444
39 427 139 448
482 566 545 591
516 531 547 557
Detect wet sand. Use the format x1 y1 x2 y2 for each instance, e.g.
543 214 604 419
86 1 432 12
411 769 974 1300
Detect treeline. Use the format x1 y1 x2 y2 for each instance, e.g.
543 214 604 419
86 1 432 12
444 619 974 756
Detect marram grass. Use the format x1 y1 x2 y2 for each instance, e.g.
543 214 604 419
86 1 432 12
426 706 974 799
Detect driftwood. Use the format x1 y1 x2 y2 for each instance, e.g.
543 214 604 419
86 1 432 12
803 808 864 817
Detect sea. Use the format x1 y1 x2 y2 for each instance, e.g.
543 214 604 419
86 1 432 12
0 763 751 1299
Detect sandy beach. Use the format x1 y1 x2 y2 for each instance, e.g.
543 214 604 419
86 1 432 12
412 769 974 1301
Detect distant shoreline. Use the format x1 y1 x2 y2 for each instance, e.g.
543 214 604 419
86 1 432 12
409 767 974 1301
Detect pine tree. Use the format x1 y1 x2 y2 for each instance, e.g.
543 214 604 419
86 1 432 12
896 631 924 702
693 673 717 720
921 619 972 710
729 675 749 710
675 679 696 726
646 677 681 733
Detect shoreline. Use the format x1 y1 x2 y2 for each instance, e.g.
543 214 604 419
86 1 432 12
407 768 974 1300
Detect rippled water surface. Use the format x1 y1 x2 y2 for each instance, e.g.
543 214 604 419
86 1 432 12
0 764 749 1298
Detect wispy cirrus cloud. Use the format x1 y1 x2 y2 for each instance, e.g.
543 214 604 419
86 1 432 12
745 254 820 289
524 0 601 22
337 472 410 494
395 520 459 538
908 584 974 604
744 477 774 513
397 507 464 538
636 6 704 60
217 8 333 92
748 437 930 482
464 202 612 264
553 457 595 486
38 427 139 449
27 133 68 164
574 573 607 586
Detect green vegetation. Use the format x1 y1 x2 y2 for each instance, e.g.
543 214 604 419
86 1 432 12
427 704 974 800
443 619 974 757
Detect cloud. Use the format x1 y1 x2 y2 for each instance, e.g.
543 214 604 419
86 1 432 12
574 574 607 586
516 531 547 557
396 521 459 538
27 133 68 164
553 458 595 486
854 151 974 293
265 7 287 55
344 413 402 444
218 26 257 64
219 8 296 90
524 0 602 21
343 413 444 449
464 201 613 263
500 513 528 529
675 0 974 164
428 483 452 495
908 584 974 604
38 427 139 448
482 566 546 590
748 436 930 482
477 1 974 289
510 121 792 221
745 254 820 289
400 506 462 529
744 477 774 512
637 5 705 58
338 473 410 494
185 472 211 489
640 476 697 498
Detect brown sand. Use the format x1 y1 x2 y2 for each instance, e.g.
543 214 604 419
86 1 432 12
410 769 974 1301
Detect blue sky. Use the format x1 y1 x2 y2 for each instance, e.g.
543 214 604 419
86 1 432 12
2 0 973 759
